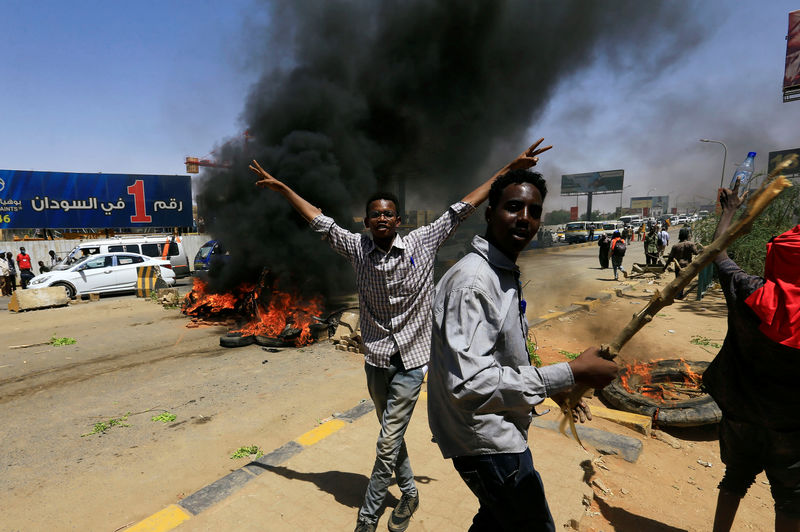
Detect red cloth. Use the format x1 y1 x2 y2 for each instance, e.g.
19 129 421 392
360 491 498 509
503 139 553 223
16 253 31 269
744 224 800 349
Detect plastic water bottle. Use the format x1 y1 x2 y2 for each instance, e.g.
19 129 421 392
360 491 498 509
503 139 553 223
729 152 756 188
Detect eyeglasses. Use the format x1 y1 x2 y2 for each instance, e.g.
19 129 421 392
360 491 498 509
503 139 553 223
368 210 396 219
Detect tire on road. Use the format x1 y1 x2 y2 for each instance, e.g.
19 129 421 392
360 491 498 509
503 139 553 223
219 332 256 348
600 359 722 427
254 335 293 348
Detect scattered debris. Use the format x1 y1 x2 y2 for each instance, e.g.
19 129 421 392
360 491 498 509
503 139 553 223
262 347 280 352
697 459 713 468
667 329 675 334
620 488 629 495
332 311 363 353
262 360 268 364
652 430 682 449
592 457 610 471
592 478 613 495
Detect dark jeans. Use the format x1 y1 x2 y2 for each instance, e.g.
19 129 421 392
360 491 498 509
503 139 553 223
452 449 555 532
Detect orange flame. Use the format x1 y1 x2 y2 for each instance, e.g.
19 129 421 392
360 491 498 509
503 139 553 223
619 358 703 403
182 278 324 346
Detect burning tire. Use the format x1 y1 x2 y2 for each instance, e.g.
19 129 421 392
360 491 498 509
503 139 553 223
254 335 294 348
601 359 721 427
219 332 256 348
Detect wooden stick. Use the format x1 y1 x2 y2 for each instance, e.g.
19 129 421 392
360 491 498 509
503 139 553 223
557 155 797 446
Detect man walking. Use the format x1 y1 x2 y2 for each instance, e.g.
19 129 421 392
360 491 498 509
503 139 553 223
5 252 17 292
664 228 702 299
657 225 669 258
610 230 627 281
250 140 551 532
644 225 659 266
428 169 617 531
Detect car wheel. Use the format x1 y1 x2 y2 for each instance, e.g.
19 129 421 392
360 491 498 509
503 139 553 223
51 282 76 299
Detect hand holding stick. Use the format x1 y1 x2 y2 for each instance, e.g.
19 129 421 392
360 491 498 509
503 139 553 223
556 155 797 447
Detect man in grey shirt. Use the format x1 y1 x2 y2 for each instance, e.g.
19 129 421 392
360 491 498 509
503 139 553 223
250 140 551 532
428 169 618 531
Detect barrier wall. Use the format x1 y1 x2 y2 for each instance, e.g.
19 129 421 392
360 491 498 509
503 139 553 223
0 235 212 275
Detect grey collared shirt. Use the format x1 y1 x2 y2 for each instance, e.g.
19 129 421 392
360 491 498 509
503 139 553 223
428 235 574 458
310 201 474 369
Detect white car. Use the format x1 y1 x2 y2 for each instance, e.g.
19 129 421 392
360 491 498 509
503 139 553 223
27 252 175 298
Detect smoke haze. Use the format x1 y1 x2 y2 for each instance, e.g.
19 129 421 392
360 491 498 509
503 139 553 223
197 0 708 295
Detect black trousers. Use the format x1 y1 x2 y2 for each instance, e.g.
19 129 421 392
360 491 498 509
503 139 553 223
453 449 555 532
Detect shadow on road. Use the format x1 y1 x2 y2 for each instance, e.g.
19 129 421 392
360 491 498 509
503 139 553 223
251 464 436 509
595 496 688 532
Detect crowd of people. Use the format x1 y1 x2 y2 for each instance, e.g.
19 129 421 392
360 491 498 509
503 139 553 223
250 140 798 532
0 247 61 295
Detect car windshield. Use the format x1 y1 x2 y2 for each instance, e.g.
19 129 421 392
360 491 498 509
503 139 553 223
197 245 214 260
68 255 94 270
565 223 584 230
603 223 616 230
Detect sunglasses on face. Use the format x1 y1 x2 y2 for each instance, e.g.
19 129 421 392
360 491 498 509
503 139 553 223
368 210 396 219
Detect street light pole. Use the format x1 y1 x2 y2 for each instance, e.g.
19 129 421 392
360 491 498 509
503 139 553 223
699 138 728 189
619 184 632 215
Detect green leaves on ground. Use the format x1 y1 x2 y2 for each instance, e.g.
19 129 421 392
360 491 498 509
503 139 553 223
231 445 264 459
527 337 542 367
50 335 76 346
150 412 177 423
81 413 131 437
690 336 721 349
558 349 581 360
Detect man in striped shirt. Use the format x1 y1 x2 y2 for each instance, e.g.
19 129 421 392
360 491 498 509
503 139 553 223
250 139 550 532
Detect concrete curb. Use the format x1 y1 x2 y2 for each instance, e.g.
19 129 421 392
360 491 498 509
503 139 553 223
531 418 644 463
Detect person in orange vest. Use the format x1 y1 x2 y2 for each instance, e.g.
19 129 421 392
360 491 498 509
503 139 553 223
16 247 33 289
610 231 628 281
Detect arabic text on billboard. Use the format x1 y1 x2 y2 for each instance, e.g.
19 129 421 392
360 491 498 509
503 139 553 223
560 170 624 195
0 170 192 229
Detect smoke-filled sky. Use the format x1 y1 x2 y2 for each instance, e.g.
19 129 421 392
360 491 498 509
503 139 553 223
1 2 798 225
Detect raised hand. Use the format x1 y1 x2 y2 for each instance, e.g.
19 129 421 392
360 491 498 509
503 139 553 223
250 160 283 191
718 179 748 214
504 138 553 172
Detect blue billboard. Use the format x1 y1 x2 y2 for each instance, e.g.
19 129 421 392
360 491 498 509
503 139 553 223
0 170 192 229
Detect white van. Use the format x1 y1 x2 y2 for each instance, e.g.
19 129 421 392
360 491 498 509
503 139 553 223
58 235 190 278
601 221 625 237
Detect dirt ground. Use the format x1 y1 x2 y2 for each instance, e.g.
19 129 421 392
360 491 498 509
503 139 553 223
531 275 775 532
0 258 777 531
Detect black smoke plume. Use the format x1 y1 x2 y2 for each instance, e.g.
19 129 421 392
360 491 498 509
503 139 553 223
197 0 706 297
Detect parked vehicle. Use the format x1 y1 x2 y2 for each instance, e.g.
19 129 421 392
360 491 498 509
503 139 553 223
27 252 175 298
564 221 597 243
57 235 190 278
601 221 625 237
193 240 229 272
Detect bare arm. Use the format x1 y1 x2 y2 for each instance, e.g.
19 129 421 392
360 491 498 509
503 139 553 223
461 138 552 207
712 181 747 264
249 160 322 223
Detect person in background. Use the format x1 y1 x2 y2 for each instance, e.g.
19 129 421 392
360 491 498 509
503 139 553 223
37 261 50 275
658 225 670 259
6 251 17 292
705 182 800 532
49 250 61 267
0 252 10 296
597 232 611 269
644 225 659 266
639 222 646 241
16 247 33 289
587 223 595 242
610 230 627 281
664 228 702 299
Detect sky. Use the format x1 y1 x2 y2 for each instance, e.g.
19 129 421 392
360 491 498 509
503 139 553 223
2 1 798 217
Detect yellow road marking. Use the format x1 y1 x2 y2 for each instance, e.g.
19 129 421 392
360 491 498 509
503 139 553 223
126 504 191 532
295 419 347 446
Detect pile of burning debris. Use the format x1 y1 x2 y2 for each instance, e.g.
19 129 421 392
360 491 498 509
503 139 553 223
182 272 337 348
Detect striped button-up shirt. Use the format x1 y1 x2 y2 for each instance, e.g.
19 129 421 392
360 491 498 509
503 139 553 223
311 201 475 369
